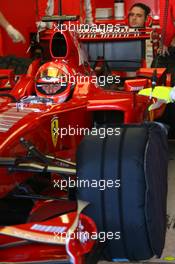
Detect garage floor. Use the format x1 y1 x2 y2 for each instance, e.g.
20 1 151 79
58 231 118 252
99 140 175 264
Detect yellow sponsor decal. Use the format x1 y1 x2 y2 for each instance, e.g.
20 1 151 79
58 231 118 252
51 117 59 147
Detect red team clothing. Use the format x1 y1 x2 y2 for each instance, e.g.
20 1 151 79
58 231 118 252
0 30 3 55
159 0 175 46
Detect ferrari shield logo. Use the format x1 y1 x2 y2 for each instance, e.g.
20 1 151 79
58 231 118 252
51 117 59 147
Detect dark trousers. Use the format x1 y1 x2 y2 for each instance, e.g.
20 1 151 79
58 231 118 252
151 46 175 86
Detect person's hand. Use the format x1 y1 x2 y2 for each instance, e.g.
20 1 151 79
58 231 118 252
6 24 25 43
36 21 53 31
36 21 47 30
157 44 169 56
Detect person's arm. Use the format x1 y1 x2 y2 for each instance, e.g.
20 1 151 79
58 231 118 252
0 11 9 29
0 11 25 43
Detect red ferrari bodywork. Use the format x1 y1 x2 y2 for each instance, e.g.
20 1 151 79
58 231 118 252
0 23 167 263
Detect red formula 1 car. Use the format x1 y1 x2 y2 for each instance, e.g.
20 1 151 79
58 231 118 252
0 10 169 264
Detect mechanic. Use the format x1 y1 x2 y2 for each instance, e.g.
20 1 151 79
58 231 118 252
128 3 151 28
152 0 175 138
152 0 175 86
0 11 25 43
159 0 175 55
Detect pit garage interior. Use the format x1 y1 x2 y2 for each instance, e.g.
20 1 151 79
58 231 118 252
0 0 175 263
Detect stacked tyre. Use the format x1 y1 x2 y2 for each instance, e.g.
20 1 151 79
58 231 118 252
77 122 168 261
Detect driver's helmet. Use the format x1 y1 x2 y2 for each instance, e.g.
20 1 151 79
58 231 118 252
35 62 73 103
